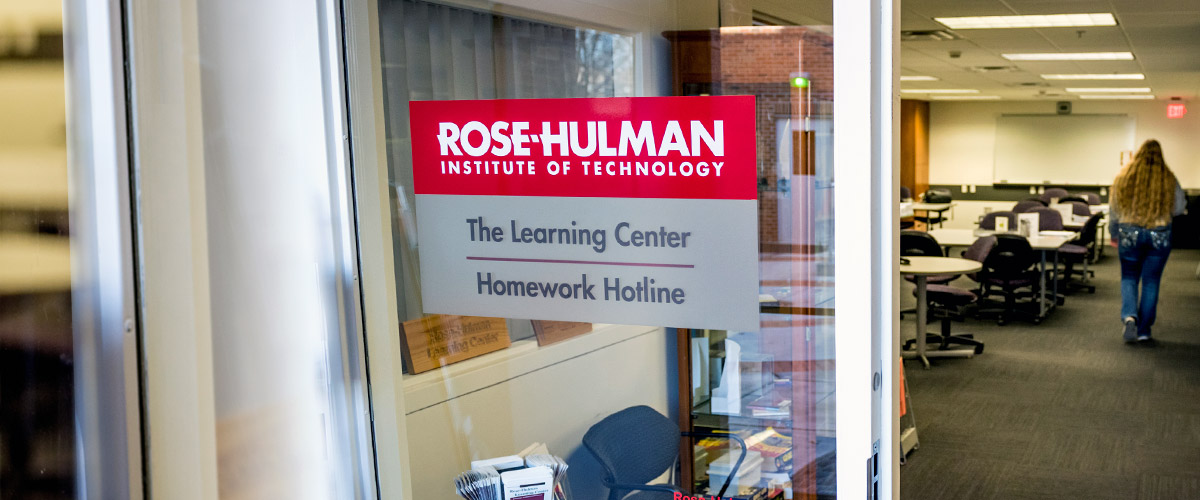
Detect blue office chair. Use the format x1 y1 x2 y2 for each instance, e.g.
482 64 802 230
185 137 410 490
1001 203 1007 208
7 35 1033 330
900 230 955 319
1060 212 1103 294
1028 207 1064 231
1040 187 1070 204
1066 201 1091 218
979 234 1042 325
910 284 985 355
1012 200 1044 213
980 211 1017 231
583 405 746 500
901 231 955 282
962 235 997 295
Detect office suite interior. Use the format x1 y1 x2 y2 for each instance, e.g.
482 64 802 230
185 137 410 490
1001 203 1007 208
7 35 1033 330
897 1 1200 499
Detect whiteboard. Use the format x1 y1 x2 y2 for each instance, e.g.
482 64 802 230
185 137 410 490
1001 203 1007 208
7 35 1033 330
993 114 1135 185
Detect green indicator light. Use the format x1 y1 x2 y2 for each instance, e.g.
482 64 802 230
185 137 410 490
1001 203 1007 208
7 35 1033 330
790 76 810 88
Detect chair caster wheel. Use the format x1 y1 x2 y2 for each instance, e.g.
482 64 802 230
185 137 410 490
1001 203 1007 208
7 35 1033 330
997 319 1007 326
974 345 984 354
1033 318 1042 325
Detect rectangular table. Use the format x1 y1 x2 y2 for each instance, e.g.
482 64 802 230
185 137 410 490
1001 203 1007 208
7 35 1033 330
927 228 1076 320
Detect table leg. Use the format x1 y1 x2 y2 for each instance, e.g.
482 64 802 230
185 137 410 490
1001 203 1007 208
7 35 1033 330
916 275 930 369
1054 250 1061 306
1038 250 1047 317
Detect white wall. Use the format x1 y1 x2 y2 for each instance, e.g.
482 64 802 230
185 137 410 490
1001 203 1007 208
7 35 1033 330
930 100 1200 189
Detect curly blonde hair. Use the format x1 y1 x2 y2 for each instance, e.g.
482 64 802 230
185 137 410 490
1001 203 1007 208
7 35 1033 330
1112 139 1177 228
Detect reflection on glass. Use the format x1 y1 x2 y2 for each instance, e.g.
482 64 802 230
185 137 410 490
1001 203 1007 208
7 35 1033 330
0 7 74 499
671 25 835 499
380 0 636 325
373 2 836 499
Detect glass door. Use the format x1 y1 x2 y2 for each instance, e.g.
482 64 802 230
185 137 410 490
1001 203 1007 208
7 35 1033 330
341 0 897 499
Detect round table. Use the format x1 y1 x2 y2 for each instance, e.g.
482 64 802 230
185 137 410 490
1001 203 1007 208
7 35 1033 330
899 256 982 369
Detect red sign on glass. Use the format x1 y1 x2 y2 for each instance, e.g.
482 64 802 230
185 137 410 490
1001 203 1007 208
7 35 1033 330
408 96 757 200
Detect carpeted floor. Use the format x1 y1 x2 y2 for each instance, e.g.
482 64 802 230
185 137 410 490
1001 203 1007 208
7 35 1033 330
899 248 1200 500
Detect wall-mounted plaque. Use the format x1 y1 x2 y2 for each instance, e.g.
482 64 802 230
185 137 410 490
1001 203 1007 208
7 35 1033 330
400 315 510 374
530 320 593 346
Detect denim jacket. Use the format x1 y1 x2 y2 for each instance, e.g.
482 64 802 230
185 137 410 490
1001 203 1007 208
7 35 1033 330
1108 182 1187 241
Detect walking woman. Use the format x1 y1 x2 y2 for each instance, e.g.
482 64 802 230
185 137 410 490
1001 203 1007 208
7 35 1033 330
1110 139 1186 345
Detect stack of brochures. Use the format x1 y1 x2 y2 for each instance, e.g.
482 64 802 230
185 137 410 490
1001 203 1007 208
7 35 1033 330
454 467 501 500
454 449 570 500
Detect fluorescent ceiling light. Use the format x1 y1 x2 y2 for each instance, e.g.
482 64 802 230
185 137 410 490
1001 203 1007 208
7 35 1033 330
1041 73 1145 80
1078 94 1154 100
1002 52 1133 61
929 95 1002 100
900 75 939 82
900 89 979 94
936 13 1116 29
1065 87 1151 93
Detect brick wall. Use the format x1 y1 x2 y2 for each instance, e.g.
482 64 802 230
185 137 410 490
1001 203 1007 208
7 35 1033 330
710 27 834 247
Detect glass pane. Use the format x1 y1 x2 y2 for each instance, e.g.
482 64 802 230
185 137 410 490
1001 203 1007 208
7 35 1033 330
0 6 74 499
370 1 836 498
682 26 836 499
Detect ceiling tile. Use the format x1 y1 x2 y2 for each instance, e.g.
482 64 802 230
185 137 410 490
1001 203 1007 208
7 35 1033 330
1109 0 1200 12
901 0 1200 100
1117 12 1200 29
1034 26 1130 51
1003 0 1116 15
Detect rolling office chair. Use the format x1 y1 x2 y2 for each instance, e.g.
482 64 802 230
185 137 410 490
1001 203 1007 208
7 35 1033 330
909 284 985 355
961 234 996 286
1028 207 1064 231
979 234 1043 325
583 405 747 500
1059 212 1104 294
900 230 958 318
1067 200 1091 218
1026 207 1070 305
1012 200 1045 213
1058 195 1088 206
899 233 987 356
1079 192 1102 205
1040 187 1070 204
902 230 954 271
1060 201 1091 232
980 211 1017 231
1021 197 1047 206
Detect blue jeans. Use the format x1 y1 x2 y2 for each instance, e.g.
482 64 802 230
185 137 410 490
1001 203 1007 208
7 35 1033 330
1117 224 1172 335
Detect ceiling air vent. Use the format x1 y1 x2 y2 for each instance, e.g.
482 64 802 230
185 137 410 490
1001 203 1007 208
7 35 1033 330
901 30 960 41
970 65 1018 73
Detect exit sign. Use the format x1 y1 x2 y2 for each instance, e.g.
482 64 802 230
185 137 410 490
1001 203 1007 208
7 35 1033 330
1168 102 1187 119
